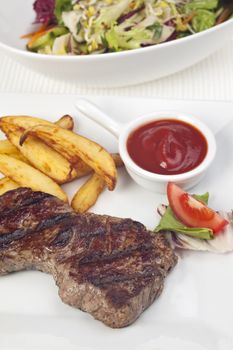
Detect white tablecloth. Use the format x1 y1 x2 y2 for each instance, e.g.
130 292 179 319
0 41 233 100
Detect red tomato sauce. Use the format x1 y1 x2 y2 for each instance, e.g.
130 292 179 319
127 119 208 175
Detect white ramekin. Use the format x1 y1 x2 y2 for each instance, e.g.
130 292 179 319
76 99 216 193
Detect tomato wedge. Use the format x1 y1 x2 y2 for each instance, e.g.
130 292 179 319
167 182 229 234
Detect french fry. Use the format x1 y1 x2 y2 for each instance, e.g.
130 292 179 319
0 140 18 154
56 115 74 130
0 140 29 162
71 154 123 213
20 124 117 190
0 115 62 129
65 153 124 181
0 122 109 184
0 139 30 164
0 177 20 196
0 154 122 203
0 122 75 184
0 114 74 130
0 116 118 187
0 120 77 184
0 155 68 202
0 154 122 206
0 115 73 158
71 173 105 214
0 116 75 194
8 151 29 163
111 153 124 168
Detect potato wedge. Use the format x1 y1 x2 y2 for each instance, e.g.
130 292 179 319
71 154 123 213
0 115 56 129
0 154 68 202
0 177 19 196
0 140 29 163
0 115 77 183
111 153 124 168
0 116 119 185
0 154 123 200
20 124 117 190
7 151 30 163
0 140 31 165
10 152 122 178
0 114 74 129
0 140 18 154
0 115 73 156
56 115 74 130
71 173 105 213
0 122 99 184
0 121 78 184
66 153 124 180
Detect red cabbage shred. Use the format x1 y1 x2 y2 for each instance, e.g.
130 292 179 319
33 0 56 24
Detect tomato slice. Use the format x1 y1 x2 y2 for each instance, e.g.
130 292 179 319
167 182 229 234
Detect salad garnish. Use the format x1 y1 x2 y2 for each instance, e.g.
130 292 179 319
155 182 232 253
155 195 214 240
23 0 233 55
166 182 228 234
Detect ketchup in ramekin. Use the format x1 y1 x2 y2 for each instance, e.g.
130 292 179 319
127 119 208 175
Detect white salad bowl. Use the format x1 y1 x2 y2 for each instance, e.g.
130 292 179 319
0 0 233 87
75 98 216 193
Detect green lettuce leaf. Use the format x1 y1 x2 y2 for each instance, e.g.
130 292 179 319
54 0 73 25
185 0 218 12
146 22 163 40
105 25 151 51
192 9 216 32
95 0 132 28
154 192 214 240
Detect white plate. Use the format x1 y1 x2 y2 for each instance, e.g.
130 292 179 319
0 1 233 87
0 94 233 350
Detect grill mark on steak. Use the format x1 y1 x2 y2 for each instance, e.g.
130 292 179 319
82 266 162 286
0 188 177 328
36 213 76 231
0 228 31 248
0 213 76 248
80 226 107 237
78 241 153 264
110 219 145 232
49 227 74 248
0 189 51 214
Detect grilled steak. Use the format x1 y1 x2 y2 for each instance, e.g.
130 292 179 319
0 188 177 328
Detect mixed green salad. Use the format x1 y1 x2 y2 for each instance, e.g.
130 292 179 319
24 0 233 55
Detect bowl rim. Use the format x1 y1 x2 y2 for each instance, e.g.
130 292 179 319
118 111 217 183
0 15 232 61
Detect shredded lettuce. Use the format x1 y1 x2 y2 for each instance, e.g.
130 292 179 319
147 23 163 40
30 0 230 55
52 33 71 54
191 9 216 32
105 25 152 51
95 0 132 28
54 0 73 24
184 0 218 32
184 0 218 12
